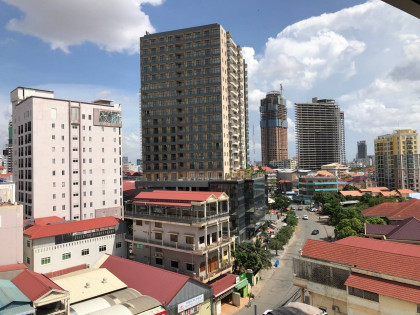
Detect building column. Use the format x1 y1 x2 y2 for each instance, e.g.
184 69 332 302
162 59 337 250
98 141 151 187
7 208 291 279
217 247 221 270
205 252 209 279
300 287 304 303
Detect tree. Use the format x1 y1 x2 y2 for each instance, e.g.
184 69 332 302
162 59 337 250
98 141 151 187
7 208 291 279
343 184 359 191
365 217 387 225
270 239 283 255
286 210 298 227
334 218 364 239
232 240 272 273
274 194 291 215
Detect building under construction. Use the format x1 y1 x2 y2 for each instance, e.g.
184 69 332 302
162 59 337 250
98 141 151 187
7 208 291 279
295 98 345 170
260 91 288 166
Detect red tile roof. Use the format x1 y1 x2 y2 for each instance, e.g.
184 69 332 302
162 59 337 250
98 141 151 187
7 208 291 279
359 187 389 193
98 255 196 306
316 170 334 177
379 190 399 197
133 201 192 207
340 191 363 197
0 165 5 169
365 224 395 235
209 274 238 297
0 263 27 272
123 180 139 199
397 189 414 195
255 166 275 173
345 273 420 304
35 216 65 226
43 264 87 278
134 190 224 202
362 198 420 220
24 216 121 240
12 269 66 301
0 173 13 178
302 237 420 281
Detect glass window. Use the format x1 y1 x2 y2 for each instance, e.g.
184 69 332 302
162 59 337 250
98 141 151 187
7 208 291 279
62 253 71 260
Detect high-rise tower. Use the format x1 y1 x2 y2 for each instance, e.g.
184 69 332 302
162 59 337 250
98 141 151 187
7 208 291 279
260 91 288 166
295 98 345 170
140 24 248 181
357 140 367 159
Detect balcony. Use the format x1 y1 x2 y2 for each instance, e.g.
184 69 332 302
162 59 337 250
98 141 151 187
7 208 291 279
125 210 229 225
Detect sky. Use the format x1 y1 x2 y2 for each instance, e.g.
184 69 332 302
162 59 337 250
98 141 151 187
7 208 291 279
0 0 419 164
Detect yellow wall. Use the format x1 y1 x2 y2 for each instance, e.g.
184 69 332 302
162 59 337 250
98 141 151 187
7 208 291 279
310 292 348 315
347 294 417 315
198 299 212 315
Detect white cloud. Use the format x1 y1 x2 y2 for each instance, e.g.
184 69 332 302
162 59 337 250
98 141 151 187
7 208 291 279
3 0 164 53
244 0 420 160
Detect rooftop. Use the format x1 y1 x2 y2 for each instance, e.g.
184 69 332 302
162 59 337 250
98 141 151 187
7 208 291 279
209 274 238 297
366 217 420 241
24 216 121 240
133 190 226 203
340 191 363 197
362 198 420 220
302 236 420 281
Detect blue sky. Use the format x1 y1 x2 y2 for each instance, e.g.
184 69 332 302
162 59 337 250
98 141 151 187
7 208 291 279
0 0 419 163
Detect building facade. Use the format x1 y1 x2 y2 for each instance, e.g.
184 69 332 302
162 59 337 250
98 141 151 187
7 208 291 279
2 121 13 173
0 200 23 265
295 98 345 170
298 172 338 204
11 87 123 220
260 91 288 166
357 140 367 159
23 216 126 274
125 191 233 284
140 24 248 181
374 129 420 191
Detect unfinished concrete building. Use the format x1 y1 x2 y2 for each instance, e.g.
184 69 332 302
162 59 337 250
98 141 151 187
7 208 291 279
295 98 345 170
260 91 288 166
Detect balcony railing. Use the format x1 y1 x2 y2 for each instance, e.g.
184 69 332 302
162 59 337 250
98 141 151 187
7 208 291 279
125 210 229 224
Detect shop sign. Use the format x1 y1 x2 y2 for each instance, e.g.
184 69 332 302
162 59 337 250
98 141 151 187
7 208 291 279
178 294 204 313
236 273 247 283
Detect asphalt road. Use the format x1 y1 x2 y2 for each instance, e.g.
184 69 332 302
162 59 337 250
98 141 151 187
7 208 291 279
235 205 335 315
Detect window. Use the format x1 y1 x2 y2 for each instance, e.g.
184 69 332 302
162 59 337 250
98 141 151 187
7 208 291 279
51 108 57 119
26 240 30 247
155 222 162 228
186 263 194 271
116 242 122 248
155 258 163 265
26 257 30 264
171 260 179 269
136 220 143 226
186 236 194 244
41 257 51 265
155 232 162 240
71 107 79 121
199 236 205 244
99 245 106 252
62 253 71 260
81 249 89 256
348 287 379 302
170 234 178 242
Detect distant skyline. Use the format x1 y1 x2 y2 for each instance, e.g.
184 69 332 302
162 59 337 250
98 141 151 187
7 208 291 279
0 0 419 163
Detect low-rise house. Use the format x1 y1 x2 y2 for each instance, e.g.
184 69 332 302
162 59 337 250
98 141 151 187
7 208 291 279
396 189 414 198
293 237 420 315
96 254 213 315
359 187 389 196
365 217 420 244
321 163 349 177
125 190 233 283
23 216 126 273
340 191 363 198
362 198 420 223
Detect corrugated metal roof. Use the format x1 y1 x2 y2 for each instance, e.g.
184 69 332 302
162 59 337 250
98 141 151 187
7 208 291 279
1 304 35 315
51 268 127 304
134 190 225 202
0 279 31 308
24 216 121 240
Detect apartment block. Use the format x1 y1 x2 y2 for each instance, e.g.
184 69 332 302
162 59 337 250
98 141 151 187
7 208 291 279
23 216 126 274
374 129 419 191
295 98 345 170
11 87 123 220
357 140 367 159
2 121 13 173
260 91 288 166
0 197 23 265
125 190 234 283
140 24 248 181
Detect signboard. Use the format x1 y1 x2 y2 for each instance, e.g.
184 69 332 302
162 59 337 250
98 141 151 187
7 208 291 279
235 273 247 284
178 294 204 313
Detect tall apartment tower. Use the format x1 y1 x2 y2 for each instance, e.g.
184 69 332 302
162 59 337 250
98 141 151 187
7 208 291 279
11 87 123 220
295 98 345 170
140 24 248 181
3 120 13 173
260 91 288 166
357 140 367 159
374 129 419 191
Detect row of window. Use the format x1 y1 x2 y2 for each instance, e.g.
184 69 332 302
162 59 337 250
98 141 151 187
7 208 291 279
143 68 222 82
143 172 223 181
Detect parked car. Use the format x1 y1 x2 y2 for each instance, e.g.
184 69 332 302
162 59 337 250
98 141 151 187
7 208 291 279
291 206 295 210
302 215 309 220
298 206 303 211
311 229 320 235
295 215 299 219
311 208 318 212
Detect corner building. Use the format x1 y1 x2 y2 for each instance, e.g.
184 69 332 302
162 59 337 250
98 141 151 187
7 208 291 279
140 24 248 181
11 87 123 220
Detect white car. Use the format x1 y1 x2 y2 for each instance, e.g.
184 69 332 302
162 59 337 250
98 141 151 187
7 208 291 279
302 215 309 220
295 215 299 219
263 310 273 315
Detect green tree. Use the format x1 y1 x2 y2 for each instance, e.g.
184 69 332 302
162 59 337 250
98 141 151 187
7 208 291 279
365 217 387 225
274 194 291 215
286 210 298 226
335 226 358 239
232 240 272 273
334 218 364 239
269 238 283 255
343 184 359 191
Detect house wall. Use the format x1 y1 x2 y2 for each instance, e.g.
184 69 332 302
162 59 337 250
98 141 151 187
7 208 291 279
0 203 23 265
347 294 417 315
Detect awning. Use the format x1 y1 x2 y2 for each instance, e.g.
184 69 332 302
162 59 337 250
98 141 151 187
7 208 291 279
235 279 249 290
133 201 192 207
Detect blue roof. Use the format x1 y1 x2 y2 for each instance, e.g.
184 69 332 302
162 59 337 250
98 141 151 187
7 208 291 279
0 279 33 314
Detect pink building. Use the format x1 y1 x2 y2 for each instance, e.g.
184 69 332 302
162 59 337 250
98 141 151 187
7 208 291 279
11 87 123 220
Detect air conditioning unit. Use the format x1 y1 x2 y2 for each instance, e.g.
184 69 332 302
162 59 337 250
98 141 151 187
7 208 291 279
332 305 340 312
155 252 163 258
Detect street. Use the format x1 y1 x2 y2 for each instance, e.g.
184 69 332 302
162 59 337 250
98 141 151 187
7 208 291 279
234 205 335 315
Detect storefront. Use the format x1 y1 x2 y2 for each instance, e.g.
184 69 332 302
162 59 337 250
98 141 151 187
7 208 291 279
177 294 204 315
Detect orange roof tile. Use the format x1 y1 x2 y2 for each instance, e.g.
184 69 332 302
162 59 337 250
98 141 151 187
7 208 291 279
340 191 363 197
302 237 420 281
397 189 414 195
316 170 334 177
345 273 420 304
362 199 420 220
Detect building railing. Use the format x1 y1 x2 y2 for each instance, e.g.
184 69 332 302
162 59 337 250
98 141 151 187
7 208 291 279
125 210 229 224
55 229 116 245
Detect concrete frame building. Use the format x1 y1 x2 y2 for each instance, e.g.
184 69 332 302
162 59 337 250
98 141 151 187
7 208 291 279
260 91 288 166
357 140 367 159
0 199 23 265
23 216 126 274
140 23 248 181
125 190 234 283
295 98 345 170
2 120 13 173
11 87 123 220
375 129 420 191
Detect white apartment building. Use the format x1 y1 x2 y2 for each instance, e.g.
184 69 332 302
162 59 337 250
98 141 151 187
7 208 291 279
11 87 123 220
125 190 234 283
23 216 126 274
